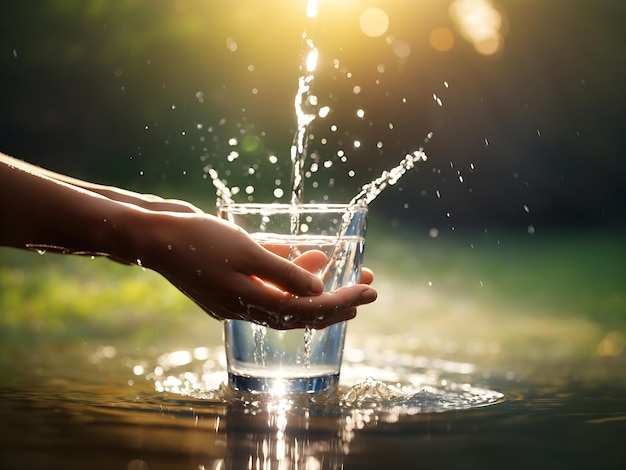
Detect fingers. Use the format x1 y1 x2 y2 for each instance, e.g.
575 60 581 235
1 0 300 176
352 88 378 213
360 267 374 285
234 278 377 329
251 249 325 296
291 250 327 273
250 246 374 296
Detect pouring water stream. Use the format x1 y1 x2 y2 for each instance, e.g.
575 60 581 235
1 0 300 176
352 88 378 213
211 0 431 371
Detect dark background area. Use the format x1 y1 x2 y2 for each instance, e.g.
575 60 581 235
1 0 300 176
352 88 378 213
1 0 624 235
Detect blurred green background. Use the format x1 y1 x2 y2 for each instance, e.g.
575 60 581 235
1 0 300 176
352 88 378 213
1 0 625 369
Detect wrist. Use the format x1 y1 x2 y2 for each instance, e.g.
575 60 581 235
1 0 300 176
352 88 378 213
119 208 179 270
95 201 152 265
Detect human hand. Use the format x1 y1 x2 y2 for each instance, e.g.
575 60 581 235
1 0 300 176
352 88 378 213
82 186 204 214
135 212 377 329
0 152 376 329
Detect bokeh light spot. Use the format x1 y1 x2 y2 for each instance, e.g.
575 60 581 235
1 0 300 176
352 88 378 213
241 134 262 153
391 39 411 60
360 8 389 38
225 37 238 52
429 27 455 52
450 0 506 55
597 331 625 357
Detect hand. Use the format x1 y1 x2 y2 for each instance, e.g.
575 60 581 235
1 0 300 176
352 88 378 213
137 212 377 329
0 151 377 330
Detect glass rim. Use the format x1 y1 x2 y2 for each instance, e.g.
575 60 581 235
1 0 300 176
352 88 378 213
217 202 368 214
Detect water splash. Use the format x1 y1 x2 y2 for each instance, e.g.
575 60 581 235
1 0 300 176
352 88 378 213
207 166 233 207
252 323 268 367
303 326 313 368
136 346 503 413
348 149 428 207
290 0 321 207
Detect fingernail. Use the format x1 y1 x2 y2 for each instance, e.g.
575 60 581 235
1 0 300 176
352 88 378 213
358 288 377 304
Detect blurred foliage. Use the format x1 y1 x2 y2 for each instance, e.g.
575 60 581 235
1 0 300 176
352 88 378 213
1 227 624 362
0 247 198 347
0 0 625 368
366 226 626 323
1 1 625 226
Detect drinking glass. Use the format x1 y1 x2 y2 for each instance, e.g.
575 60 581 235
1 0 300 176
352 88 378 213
217 203 368 394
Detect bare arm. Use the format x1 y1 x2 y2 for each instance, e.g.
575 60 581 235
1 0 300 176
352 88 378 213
1 155 203 213
0 152 376 329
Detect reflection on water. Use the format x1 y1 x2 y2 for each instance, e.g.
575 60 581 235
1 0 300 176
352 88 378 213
124 345 505 468
1 339 625 469
0 343 503 470
140 345 504 414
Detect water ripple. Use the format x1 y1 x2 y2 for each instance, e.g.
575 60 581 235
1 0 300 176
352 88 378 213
135 346 504 413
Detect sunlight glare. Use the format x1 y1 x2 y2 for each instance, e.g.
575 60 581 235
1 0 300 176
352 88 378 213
306 0 319 18
449 0 505 55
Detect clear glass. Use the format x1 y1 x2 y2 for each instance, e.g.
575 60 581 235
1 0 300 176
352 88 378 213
217 203 368 394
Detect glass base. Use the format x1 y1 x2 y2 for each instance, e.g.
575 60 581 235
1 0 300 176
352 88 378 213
228 372 339 395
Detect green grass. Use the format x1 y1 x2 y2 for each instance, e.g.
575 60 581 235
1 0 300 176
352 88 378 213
366 224 626 322
352 224 626 363
0 248 203 346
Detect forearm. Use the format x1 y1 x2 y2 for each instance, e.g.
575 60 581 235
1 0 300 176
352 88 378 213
0 152 201 213
0 154 141 261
